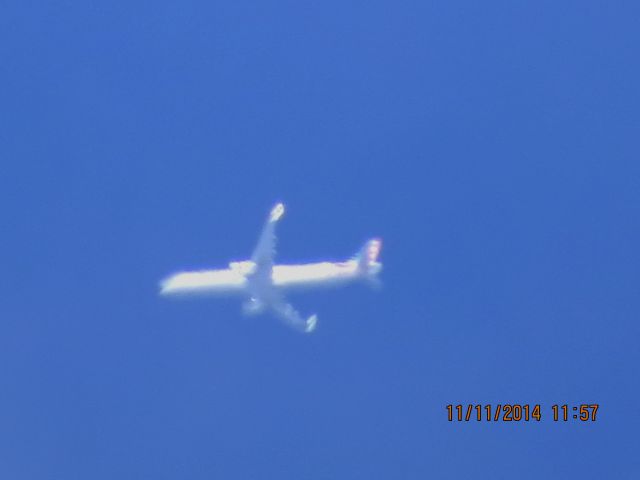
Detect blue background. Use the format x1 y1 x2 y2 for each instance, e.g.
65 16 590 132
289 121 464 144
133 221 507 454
1 1 638 478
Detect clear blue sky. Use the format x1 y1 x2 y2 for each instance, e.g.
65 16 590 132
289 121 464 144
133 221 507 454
1 1 638 478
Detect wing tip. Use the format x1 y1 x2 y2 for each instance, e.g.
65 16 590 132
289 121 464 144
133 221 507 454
270 202 285 222
305 314 318 333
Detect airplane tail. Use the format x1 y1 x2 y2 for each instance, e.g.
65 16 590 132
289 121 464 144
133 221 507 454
355 238 383 280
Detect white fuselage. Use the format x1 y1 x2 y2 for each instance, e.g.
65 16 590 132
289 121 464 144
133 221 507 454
160 260 366 297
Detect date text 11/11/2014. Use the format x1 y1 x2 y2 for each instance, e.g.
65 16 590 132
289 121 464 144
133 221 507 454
446 404 599 422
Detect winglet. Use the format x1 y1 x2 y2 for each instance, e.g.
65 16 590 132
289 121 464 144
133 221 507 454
305 314 318 333
270 202 285 222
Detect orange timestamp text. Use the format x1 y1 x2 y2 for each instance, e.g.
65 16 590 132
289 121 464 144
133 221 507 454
446 404 599 422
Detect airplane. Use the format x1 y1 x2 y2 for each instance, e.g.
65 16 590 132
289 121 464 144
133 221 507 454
159 203 382 333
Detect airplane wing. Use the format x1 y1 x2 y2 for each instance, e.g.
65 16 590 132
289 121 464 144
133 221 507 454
270 298 318 333
247 203 317 333
250 202 285 281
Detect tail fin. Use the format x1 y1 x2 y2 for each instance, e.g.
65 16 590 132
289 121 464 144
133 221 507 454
355 238 383 275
